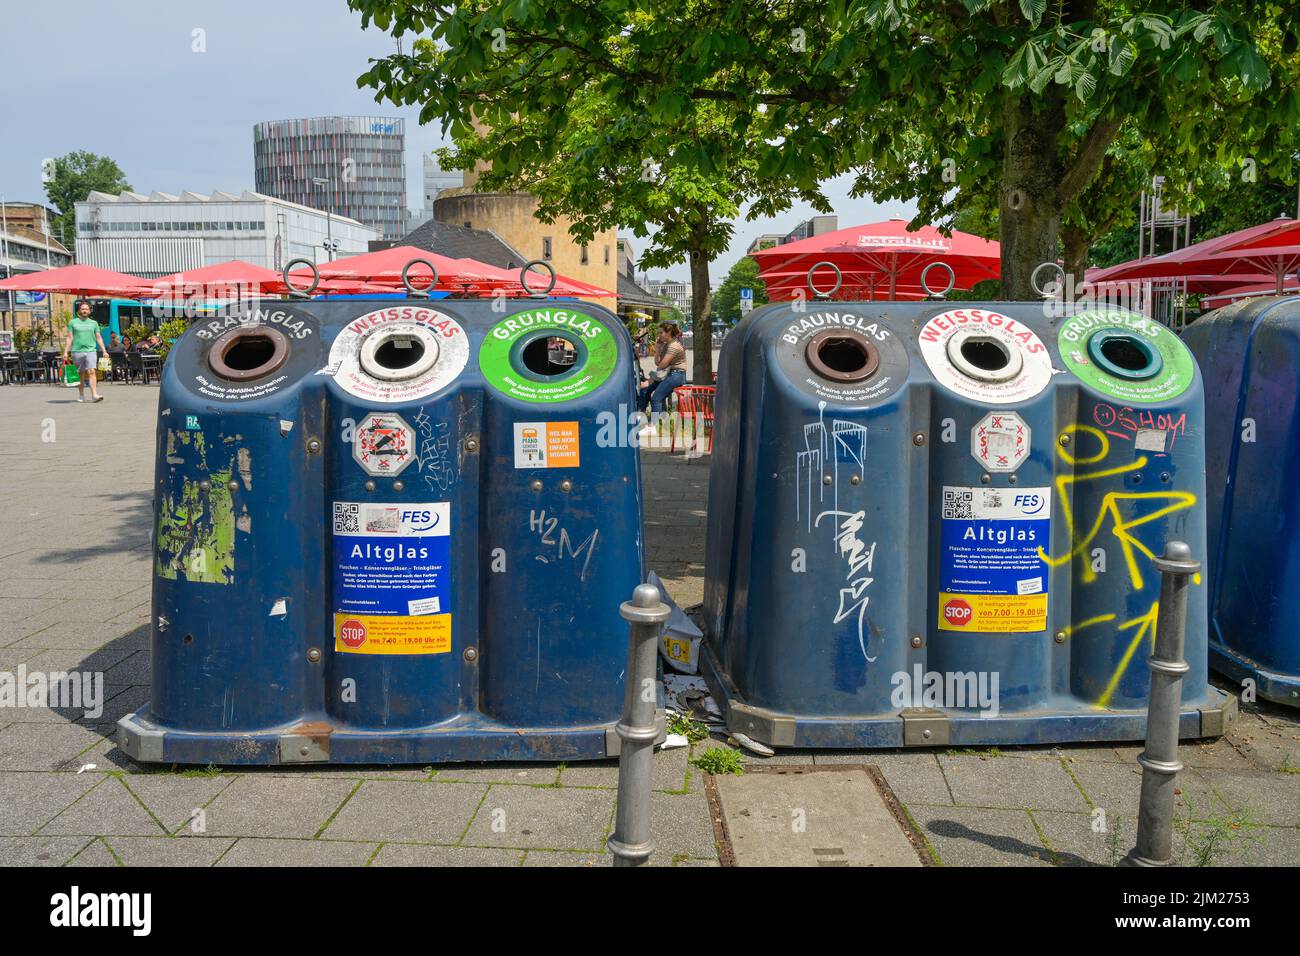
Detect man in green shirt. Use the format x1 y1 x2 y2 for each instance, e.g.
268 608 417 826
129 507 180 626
62 300 107 403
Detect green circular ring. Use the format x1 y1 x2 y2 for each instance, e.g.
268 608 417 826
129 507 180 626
509 328 589 384
1086 329 1163 381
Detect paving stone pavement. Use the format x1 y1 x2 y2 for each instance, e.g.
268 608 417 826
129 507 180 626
2 381 1298 867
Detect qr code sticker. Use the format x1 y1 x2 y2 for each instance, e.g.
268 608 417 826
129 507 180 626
333 502 360 533
942 489 974 519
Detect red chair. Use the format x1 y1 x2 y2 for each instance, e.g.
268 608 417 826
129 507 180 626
671 385 716 454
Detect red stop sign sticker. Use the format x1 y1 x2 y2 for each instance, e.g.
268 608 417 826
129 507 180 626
943 598 973 627
339 619 367 648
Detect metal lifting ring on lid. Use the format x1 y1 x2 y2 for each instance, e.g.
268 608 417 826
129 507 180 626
807 261 842 299
1032 262 1066 299
921 261 956 299
283 258 319 298
521 260 557 297
402 258 438 298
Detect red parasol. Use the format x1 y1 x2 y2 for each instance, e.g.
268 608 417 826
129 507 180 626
0 264 155 298
313 245 508 294
752 219 1000 301
151 261 387 298
1088 217 1300 293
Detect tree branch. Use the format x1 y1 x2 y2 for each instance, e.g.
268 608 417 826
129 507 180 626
1057 115 1120 207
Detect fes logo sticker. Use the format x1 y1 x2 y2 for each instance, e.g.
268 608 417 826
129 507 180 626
918 308 1053 405
321 305 468 403
1057 309 1195 404
480 308 617 403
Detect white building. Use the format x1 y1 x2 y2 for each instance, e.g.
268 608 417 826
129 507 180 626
644 278 693 319
74 189 379 279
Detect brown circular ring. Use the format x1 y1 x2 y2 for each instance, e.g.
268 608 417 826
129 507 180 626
207 325 290 381
804 329 880 383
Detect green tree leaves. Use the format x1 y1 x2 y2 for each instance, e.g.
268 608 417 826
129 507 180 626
42 151 132 250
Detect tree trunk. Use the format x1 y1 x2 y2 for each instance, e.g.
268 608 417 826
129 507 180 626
999 92 1066 300
1061 226 1090 297
687 241 714 385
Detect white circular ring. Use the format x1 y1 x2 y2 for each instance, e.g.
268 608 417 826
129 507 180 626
358 323 441 382
945 328 1024 384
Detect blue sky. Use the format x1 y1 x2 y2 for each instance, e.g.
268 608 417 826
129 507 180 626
2 0 914 282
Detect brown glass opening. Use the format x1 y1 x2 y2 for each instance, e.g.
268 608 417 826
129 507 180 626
804 329 879 383
207 326 290 381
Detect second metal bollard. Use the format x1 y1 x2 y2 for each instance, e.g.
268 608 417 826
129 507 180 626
1124 540 1200 867
608 583 670 867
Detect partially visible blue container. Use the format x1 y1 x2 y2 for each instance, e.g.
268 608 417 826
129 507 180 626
119 296 644 764
704 300 1235 748
1184 295 1300 706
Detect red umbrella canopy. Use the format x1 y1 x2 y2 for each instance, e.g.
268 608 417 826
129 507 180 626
1201 277 1300 309
1089 218 1300 290
1083 268 1284 296
759 271 932 302
458 260 614 298
150 261 386 297
753 219 1000 300
0 263 154 297
313 245 507 292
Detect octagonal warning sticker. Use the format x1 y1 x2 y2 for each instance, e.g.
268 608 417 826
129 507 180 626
971 411 1029 473
938 485 1050 633
353 412 415 477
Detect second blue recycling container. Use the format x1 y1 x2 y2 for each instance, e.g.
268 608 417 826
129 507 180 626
704 300 1236 747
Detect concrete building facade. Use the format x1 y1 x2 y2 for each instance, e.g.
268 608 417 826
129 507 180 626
643 278 692 319
74 189 378 278
0 202 75 330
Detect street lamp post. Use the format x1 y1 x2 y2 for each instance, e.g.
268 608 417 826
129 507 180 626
311 176 335 261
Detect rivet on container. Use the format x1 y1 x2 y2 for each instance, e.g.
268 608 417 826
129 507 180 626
464 436 479 453
393 480 405 492
307 647 321 663
1058 433 1071 447
822 475 832 486
364 480 376 492
912 432 926 446
308 439 321 454
463 646 478 662
980 473 992 485
1054 631 1067 644
228 480 239 492
530 479 543 491
198 480 211 491
850 475 861 486
560 479 573 492
910 635 923 648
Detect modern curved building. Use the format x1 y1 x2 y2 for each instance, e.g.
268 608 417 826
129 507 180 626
253 116 407 240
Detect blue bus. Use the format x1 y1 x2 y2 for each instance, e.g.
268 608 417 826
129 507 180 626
88 299 226 340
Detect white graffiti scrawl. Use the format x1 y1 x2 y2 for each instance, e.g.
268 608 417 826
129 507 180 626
796 401 877 662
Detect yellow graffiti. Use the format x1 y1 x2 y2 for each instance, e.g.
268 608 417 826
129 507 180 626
1061 613 1117 638
1094 602 1160 709
1038 425 1197 590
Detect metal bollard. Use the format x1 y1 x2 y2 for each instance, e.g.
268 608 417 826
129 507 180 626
1124 540 1200 867
608 583 670 867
